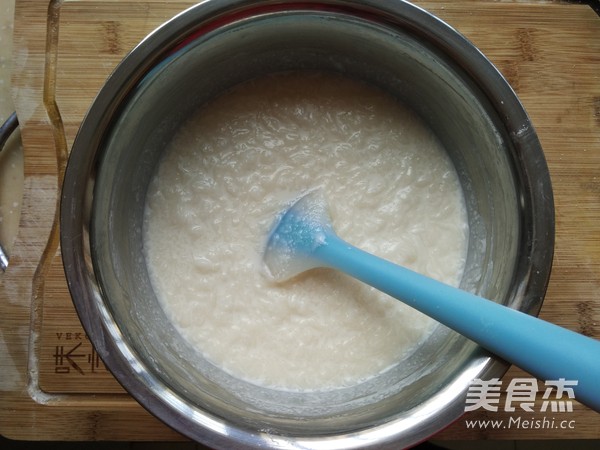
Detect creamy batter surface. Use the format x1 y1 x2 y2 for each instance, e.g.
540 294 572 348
143 72 468 391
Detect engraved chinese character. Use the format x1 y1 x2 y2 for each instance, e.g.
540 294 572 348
88 347 102 373
53 343 85 375
505 377 538 412
465 378 502 412
54 345 70 374
541 379 578 412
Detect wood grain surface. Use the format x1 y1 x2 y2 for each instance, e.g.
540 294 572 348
1 0 599 443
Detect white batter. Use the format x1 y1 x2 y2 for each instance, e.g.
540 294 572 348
143 72 469 391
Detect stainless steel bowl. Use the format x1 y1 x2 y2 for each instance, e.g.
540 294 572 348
60 1 554 448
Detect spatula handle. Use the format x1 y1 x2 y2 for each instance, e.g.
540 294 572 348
316 233 600 412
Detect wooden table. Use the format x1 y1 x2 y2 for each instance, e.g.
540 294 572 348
1 0 599 442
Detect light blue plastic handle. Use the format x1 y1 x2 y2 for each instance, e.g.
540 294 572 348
314 232 600 412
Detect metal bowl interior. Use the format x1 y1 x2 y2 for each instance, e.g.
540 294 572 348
60 1 554 449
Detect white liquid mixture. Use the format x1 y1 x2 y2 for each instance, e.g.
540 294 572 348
143 72 469 391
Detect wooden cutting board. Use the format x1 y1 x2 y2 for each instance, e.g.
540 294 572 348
1 0 599 442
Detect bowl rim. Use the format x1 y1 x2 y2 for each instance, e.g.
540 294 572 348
60 1 555 449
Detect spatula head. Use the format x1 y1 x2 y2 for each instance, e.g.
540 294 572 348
263 189 333 282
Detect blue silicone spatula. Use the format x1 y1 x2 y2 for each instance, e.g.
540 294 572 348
263 190 600 412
